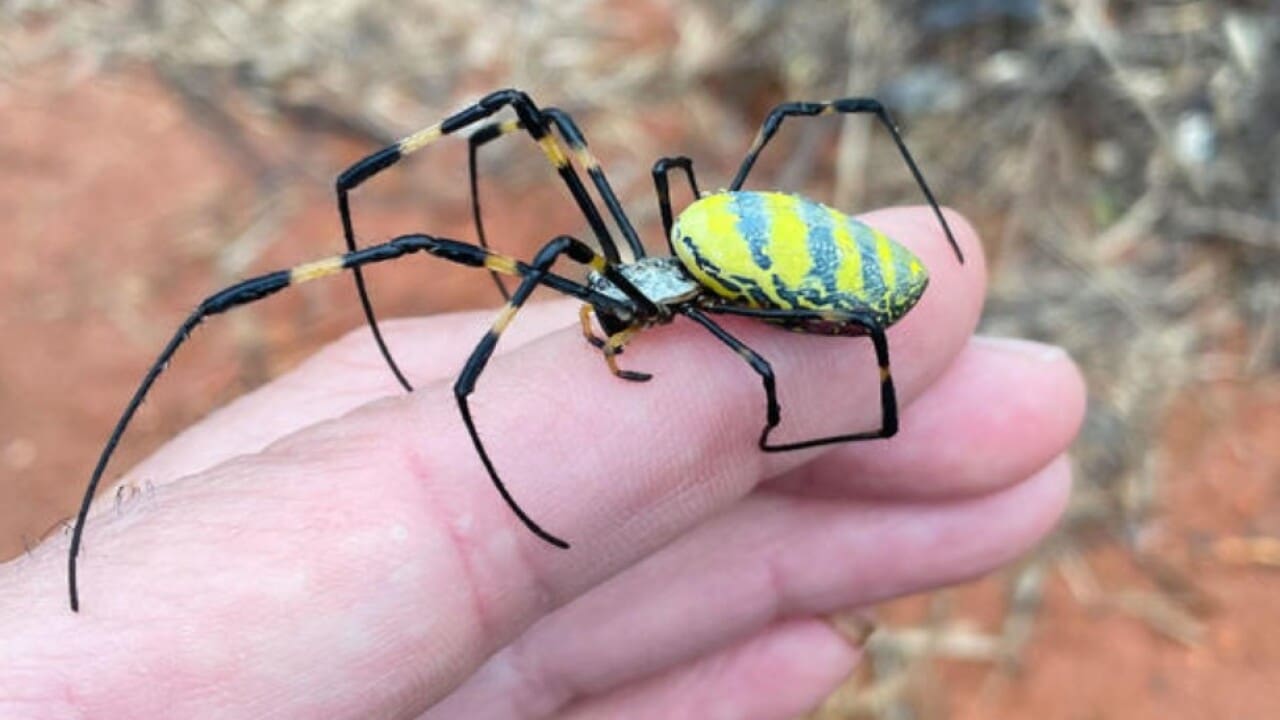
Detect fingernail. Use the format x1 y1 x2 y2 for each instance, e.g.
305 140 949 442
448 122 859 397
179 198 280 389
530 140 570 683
973 335 1067 362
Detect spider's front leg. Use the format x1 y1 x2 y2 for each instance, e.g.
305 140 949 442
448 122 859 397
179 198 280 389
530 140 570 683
454 235 656 548
577 305 653 383
333 89 628 392
466 106 652 300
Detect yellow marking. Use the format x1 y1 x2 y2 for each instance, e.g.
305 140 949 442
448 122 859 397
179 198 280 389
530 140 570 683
398 123 443 155
572 145 601 170
499 119 521 135
484 254 519 276
673 193 750 301
820 104 835 115
605 332 635 353
290 256 345 284
760 193 814 306
830 208 865 298
879 366 891 382
491 303 518 334
874 228 898 291
603 328 642 377
578 304 601 344
588 255 607 272
673 192 793 304
605 354 627 377
907 256 924 282
538 135 569 168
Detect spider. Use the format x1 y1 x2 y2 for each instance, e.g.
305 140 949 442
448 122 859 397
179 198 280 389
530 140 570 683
67 89 963 611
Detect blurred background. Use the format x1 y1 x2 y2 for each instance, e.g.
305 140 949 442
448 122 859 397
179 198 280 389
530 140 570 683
2 0 1277 716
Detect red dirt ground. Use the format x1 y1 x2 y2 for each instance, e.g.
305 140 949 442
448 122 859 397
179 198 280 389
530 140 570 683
4 68 1278 718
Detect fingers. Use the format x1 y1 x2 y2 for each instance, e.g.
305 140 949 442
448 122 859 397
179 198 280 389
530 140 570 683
26 207 988 716
769 334 1086 500
431 458 1070 716
428 333 1079 714
558 619 857 720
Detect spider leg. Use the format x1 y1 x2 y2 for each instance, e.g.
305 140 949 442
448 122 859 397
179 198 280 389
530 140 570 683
651 156 701 243
683 305 897 452
467 118 524 301
578 304 607 349
542 108 646 260
577 306 653 382
67 232 625 612
729 97 963 265
454 235 649 549
465 106 650 300
334 89 631 392
680 307 781 449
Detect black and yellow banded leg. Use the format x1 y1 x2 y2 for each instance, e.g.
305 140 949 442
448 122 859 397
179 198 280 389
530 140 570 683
728 97 964 265
600 327 653 383
683 305 898 452
467 107 650 298
578 304 607 349
467 118 524 300
652 155 702 241
577 305 653 382
454 234 641 549
334 89 629 392
542 108 647 261
66 232 626 612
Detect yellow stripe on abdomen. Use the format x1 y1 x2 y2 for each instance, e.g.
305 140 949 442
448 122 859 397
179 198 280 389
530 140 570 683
829 208 865 300
874 228 898 292
673 193 759 300
759 193 813 300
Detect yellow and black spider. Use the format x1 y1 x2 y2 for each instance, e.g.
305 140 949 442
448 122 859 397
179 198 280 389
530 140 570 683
67 89 963 611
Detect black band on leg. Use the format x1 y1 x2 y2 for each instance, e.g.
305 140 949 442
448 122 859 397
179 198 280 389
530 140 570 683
728 97 963 265
652 156 701 243
680 307 781 448
67 270 294 611
695 304 899 451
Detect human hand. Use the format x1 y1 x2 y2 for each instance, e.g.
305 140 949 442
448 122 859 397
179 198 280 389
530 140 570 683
0 207 1083 718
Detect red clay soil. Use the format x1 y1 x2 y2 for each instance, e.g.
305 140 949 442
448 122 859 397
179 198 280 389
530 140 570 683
4 68 1278 718
873 380 1280 719
1 67 570 558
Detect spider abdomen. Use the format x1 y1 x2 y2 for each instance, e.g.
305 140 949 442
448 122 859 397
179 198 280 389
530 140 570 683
671 190 929 328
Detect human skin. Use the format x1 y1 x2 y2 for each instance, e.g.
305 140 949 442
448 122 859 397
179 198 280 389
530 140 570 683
0 207 1084 718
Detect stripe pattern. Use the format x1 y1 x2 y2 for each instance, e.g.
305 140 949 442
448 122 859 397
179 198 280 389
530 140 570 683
671 191 929 327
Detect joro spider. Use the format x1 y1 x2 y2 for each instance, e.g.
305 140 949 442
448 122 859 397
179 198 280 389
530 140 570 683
67 88 963 611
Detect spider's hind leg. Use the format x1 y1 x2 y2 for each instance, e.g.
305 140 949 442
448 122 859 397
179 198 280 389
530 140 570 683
729 97 963 265
685 304 898 452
